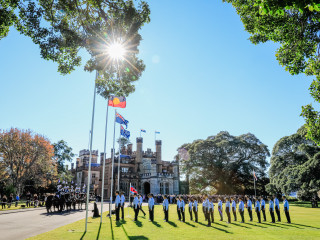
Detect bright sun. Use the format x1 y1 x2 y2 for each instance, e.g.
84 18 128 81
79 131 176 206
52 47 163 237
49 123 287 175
107 42 126 60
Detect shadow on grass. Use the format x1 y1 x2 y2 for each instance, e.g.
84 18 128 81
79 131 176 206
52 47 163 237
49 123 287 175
152 221 162 228
80 231 86 240
197 222 232 233
167 221 178 227
96 222 102 240
245 222 267 228
214 222 229 228
231 222 251 229
122 224 149 240
263 222 287 229
277 223 302 229
184 221 196 227
134 220 143 227
109 218 115 240
290 223 320 230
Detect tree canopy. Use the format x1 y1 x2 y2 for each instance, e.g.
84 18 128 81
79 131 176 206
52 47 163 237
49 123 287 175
0 128 57 194
223 0 320 145
178 131 270 195
53 139 74 174
1 0 150 97
266 126 320 199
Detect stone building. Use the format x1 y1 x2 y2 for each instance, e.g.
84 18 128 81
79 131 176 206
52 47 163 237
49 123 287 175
74 149 101 194
99 137 179 198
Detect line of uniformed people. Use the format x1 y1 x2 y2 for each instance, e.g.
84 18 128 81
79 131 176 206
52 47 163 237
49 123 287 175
114 191 291 226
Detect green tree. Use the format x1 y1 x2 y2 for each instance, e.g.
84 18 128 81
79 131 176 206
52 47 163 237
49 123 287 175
266 126 320 199
177 131 270 194
1 0 150 97
223 0 320 144
117 136 131 148
53 140 75 174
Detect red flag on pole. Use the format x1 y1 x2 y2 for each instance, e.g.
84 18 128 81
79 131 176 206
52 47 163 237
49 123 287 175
130 186 138 194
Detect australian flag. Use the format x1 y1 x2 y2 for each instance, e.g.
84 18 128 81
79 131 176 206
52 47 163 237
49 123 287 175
121 126 130 139
116 112 129 128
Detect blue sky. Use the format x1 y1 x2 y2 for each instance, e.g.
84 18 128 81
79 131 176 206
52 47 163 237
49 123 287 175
0 0 313 166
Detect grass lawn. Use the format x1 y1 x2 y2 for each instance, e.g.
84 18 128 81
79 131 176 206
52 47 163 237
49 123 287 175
28 204 320 240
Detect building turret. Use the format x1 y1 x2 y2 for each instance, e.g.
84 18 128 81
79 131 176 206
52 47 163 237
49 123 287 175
156 140 162 173
136 137 143 172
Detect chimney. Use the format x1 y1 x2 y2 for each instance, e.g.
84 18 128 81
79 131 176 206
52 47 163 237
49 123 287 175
156 140 162 173
136 137 143 171
71 163 74 170
111 148 114 159
127 144 133 155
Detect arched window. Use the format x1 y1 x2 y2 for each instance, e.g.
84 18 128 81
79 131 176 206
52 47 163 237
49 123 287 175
165 182 169 194
160 182 164 194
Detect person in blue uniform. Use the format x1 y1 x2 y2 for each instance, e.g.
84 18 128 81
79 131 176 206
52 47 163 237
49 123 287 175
246 196 253 221
225 197 231 224
188 198 193 221
238 197 245 223
204 195 211 226
133 193 139 221
209 198 214 223
138 194 146 216
180 196 185 222
202 197 207 221
255 197 261 223
282 196 291 223
163 195 169 222
273 195 281 222
193 197 198 223
148 194 154 222
261 196 266 221
115 191 121 221
268 196 275 223
218 197 223 221
176 196 181 221
231 197 237 221
120 192 125 220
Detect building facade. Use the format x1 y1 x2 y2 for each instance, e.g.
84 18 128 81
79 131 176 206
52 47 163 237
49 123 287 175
99 137 179 198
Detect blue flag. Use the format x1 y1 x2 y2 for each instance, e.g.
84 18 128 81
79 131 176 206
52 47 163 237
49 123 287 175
141 129 146 133
116 112 129 128
121 125 130 139
155 131 160 134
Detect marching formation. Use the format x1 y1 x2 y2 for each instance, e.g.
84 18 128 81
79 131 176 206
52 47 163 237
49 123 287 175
113 192 292 227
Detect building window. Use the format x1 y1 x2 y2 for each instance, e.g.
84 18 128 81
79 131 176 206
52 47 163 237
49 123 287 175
121 167 129 173
160 182 163 194
165 183 169 194
92 173 96 178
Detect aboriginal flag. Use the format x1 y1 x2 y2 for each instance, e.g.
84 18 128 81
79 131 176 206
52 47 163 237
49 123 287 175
108 96 126 108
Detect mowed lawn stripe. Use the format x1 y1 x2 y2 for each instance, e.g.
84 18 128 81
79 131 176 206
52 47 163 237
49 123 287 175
28 204 320 240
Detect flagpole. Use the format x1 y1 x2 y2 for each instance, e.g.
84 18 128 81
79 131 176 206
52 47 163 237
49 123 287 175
109 109 117 218
85 71 97 232
100 103 109 223
253 170 257 198
140 130 141 138
117 125 121 191
128 182 131 217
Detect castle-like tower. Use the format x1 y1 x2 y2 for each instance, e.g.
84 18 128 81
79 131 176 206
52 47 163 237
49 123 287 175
99 138 179 198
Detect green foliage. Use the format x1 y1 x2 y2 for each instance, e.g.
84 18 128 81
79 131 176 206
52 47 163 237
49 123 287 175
177 131 270 194
53 140 74 174
267 126 320 199
223 0 320 144
0 0 150 97
117 137 131 148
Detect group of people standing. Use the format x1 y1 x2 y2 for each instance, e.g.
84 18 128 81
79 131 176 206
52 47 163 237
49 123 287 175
113 192 291 227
